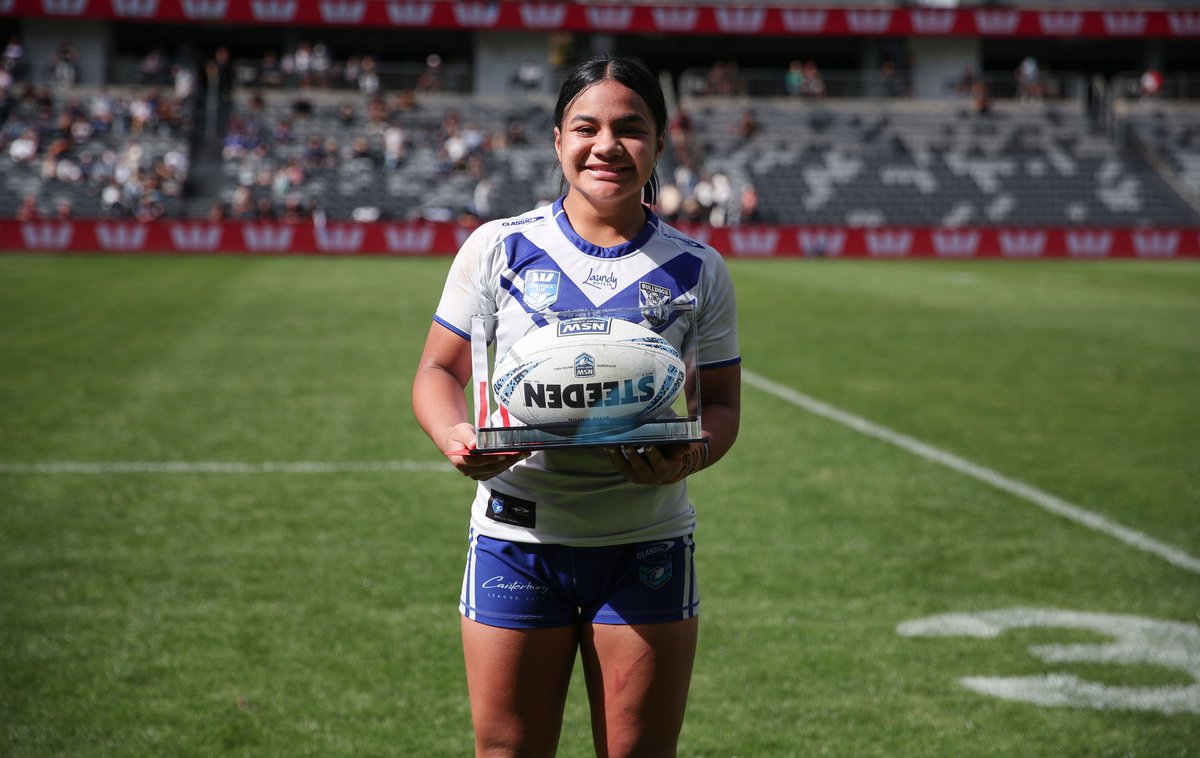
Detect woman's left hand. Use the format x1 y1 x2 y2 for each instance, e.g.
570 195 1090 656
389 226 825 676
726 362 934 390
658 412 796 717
605 442 702 486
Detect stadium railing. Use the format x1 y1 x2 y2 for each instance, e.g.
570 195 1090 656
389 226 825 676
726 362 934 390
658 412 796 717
678 68 1088 102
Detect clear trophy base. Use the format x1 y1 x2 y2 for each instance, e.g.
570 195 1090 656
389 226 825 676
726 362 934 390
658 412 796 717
473 417 704 454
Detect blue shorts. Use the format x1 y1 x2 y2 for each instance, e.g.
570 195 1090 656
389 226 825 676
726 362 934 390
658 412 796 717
460 531 699 629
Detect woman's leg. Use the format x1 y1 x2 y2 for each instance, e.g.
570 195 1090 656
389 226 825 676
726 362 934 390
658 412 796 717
461 617 580 758
579 617 699 758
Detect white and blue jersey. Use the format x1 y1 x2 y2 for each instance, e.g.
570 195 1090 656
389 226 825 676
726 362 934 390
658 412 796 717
434 198 740 546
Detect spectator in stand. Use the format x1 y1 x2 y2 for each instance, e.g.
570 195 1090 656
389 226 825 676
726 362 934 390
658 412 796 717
358 56 381 97
800 60 826 98
365 96 388 135
15 193 38 220
53 40 79 87
158 149 189 196
878 60 903 98
100 181 123 216
9 127 37 162
734 108 760 142
738 182 760 224
0 84 12 125
418 54 443 93
229 185 255 219
955 66 978 97
668 105 696 167
505 117 526 146
1140 68 1163 98
3 36 25 80
311 44 332 89
256 197 276 220
440 124 467 174
348 136 376 165
260 51 283 88
322 136 340 168
342 56 361 89
69 106 93 142
89 88 114 134
1016 56 1043 101
173 63 195 103
513 60 544 93
705 60 740 96
709 172 734 227
337 101 356 127
383 123 407 169
53 151 82 183
136 180 165 222
971 80 992 116
785 60 805 97
208 198 227 221
129 89 158 136
222 115 251 160
302 134 326 168
141 49 164 85
281 192 309 223
291 42 313 88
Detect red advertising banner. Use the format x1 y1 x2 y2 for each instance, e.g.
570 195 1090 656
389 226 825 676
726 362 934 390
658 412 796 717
1 1 1198 38
3 220 1199 259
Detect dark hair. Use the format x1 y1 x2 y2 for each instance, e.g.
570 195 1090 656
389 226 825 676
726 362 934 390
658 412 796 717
553 55 667 204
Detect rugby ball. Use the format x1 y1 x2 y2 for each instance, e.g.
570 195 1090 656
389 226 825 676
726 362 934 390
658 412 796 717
492 317 686 427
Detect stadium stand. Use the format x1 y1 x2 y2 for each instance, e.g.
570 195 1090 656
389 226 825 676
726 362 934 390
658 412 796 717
2 0 1200 238
0 84 191 220
5 80 1198 228
1119 101 1200 208
662 97 1199 227
211 89 559 223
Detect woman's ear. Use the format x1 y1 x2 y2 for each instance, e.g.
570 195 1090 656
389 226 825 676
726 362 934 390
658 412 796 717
554 126 562 160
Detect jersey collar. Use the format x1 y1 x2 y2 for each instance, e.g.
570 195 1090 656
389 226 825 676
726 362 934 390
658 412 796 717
552 196 659 259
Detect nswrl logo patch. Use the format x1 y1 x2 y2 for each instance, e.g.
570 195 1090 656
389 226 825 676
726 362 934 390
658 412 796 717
639 558 672 590
574 353 595 378
524 270 560 310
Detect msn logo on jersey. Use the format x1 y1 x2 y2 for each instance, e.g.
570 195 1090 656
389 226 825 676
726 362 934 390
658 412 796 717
557 318 612 337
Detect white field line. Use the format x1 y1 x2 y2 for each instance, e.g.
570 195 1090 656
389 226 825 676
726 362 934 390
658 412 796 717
743 370 1200 576
0 460 453 474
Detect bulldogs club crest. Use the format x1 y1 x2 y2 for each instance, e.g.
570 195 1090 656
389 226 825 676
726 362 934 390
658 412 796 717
639 281 671 327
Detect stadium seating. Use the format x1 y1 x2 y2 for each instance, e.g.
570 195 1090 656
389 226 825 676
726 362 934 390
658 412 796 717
666 97 1199 227
0 85 191 220
214 89 560 222
4 82 1199 228
1119 101 1200 206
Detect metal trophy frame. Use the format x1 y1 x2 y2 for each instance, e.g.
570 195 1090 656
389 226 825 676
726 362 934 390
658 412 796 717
468 304 704 453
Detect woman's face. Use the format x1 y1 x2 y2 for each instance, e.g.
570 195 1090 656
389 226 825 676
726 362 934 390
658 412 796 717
555 79 663 210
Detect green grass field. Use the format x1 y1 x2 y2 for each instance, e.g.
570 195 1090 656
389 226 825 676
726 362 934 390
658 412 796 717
2 254 1198 756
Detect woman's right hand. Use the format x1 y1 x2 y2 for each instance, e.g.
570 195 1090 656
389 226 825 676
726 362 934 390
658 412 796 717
444 422 529 481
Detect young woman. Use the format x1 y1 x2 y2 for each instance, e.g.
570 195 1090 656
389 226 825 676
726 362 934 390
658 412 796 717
413 55 741 757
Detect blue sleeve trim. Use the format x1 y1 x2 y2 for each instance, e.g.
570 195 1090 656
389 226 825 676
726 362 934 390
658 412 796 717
699 356 742 370
433 315 471 341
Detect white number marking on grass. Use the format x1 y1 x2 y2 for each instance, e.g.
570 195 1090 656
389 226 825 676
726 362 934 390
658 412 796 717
0 460 454 474
898 607 1200 714
743 370 1200 576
